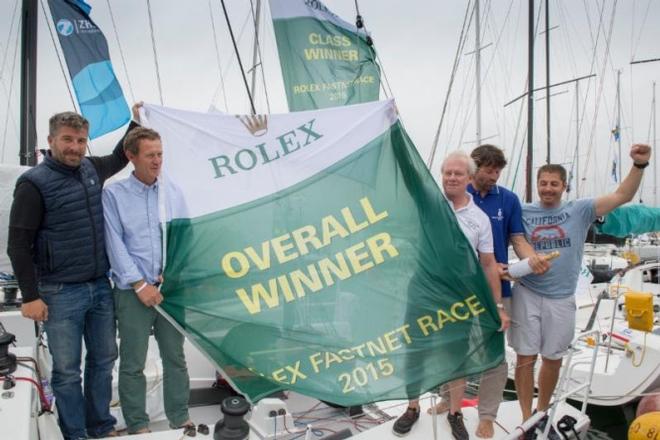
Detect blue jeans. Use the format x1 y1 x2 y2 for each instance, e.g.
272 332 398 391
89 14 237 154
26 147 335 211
40 277 118 439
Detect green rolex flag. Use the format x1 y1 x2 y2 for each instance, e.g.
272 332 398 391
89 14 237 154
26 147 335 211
270 0 380 111
144 100 503 405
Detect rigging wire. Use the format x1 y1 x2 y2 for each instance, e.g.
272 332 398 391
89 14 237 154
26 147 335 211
426 0 474 168
208 0 229 111
507 0 544 191
40 0 76 111
502 3 526 187
249 0 271 113
0 0 19 82
145 0 164 105
581 0 618 196
566 0 607 197
0 0 21 159
351 1 395 100
220 0 257 115
256 7 272 114
630 0 652 61
627 0 652 145
39 0 88 153
1 8 21 163
555 1 581 166
209 8 252 110
463 0 515 153
442 5 476 154
456 0 491 148
481 0 511 144
105 0 135 104
446 45 476 152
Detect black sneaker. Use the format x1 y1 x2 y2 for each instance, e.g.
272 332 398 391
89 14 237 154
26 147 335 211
392 407 420 436
447 411 469 440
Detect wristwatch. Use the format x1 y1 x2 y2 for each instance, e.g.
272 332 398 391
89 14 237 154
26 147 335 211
496 303 505 310
633 161 649 169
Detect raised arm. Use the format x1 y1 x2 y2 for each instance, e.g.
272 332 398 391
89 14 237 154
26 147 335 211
595 144 651 217
90 102 143 183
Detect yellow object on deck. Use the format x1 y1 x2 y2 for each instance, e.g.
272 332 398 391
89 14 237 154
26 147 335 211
622 250 641 265
624 291 655 332
628 411 660 440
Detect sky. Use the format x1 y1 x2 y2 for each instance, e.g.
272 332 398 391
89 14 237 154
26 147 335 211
0 0 658 205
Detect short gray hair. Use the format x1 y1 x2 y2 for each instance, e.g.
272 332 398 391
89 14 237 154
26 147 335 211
441 150 477 176
49 112 89 136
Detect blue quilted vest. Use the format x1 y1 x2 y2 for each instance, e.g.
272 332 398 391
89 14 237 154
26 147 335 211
18 155 108 283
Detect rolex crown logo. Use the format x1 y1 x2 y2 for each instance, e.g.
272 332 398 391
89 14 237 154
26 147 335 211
236 114 268 137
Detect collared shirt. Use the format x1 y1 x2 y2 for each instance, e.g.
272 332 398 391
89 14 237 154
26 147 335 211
467 183 524 297
451 192 494 257
103 173 162 290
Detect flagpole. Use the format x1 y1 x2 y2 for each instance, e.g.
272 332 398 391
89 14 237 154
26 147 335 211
20 0 38 166
475 0 481 146
525 0 534 202
575 80 579 199
220 0 257 115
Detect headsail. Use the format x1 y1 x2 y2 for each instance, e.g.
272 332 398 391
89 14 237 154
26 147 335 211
47 0 130 139
269 0 380 111
144 100 503 405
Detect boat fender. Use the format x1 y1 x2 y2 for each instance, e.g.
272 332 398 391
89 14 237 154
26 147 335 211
628 411 660 440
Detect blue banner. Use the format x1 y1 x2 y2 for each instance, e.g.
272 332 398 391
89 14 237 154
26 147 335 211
48 0 130 139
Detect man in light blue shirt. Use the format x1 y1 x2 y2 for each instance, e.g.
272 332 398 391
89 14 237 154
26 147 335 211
103 127 192 434
510 143 651 430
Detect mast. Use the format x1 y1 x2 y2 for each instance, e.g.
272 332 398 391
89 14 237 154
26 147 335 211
249 0 262 100
653 81 657 206
220 0 256 115
575 80 579 199
20 0 38 166
630 58 660 205
525 0 534 202
544 0 550 164
475 0 481 146
616 69 622 182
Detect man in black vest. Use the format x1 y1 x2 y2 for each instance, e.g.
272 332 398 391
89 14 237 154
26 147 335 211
7 108 139 440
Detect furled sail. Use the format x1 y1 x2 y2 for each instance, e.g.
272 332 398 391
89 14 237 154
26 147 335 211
144 100 503 405
47 0 130 139
269 0 380 111
595 205 660 237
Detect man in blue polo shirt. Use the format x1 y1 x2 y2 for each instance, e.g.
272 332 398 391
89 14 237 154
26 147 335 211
426 145 549 438
470 145 549 437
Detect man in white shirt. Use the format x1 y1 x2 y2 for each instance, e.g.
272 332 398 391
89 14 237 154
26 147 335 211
393 151 509 440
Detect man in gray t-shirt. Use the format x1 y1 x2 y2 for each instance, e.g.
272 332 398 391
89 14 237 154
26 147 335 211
520 198 596 297
510 143 651 425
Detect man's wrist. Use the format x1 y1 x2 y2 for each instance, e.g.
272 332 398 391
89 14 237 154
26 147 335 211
633 161 649 169
496 302 505 310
